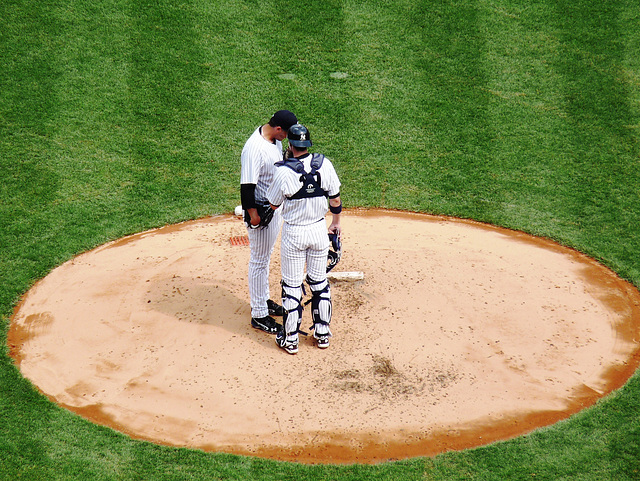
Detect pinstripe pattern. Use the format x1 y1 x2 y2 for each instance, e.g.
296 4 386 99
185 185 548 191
280 220 328 286
246 208 282 318
281 220 329 341
241 126 284 318
240 127 283 203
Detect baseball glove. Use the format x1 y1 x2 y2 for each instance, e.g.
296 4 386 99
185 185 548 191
244 201 274 229
327 231 342 272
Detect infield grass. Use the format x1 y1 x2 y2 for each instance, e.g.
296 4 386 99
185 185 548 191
1 0 639 479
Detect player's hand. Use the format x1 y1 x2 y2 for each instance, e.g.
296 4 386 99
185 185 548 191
328 224 341 239
248 208 261 227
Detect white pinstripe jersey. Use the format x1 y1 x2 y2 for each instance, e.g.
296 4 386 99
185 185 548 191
240 127 283 202
267 153 341 226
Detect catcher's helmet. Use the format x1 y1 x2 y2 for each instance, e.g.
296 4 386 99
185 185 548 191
288 123 312 148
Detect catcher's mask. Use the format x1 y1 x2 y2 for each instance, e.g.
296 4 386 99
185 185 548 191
288 123 312 148
327 232 341 272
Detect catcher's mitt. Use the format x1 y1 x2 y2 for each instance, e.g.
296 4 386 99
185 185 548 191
244 201 274 229
327 231 342 272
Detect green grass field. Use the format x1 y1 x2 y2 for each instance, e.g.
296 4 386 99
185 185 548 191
1 0 639 479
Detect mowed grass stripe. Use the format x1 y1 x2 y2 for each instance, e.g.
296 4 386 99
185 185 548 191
0 0 639 479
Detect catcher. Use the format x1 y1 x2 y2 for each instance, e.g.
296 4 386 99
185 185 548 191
266 123 342 355
240 110 298 334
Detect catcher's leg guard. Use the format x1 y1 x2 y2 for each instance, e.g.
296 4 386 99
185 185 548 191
281 281 303 341
306 276 332 337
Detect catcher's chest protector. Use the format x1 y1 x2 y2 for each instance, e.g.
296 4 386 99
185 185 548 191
277 154 328 200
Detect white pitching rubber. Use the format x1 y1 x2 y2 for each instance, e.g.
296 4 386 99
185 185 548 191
327 271 365 281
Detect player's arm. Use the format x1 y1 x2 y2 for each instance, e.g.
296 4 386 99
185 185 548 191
240 144 266 226
266 170 284 212
240 183 261 226
324 160 342 236
328 193 342 237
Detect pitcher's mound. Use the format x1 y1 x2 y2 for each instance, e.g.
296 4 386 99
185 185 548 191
8 209 640 464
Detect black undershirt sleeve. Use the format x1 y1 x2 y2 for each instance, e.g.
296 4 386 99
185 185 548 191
240 183 257 210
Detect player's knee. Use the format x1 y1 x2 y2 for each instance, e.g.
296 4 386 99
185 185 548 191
306 275 328 293
281 280 302 304
249 257 270 271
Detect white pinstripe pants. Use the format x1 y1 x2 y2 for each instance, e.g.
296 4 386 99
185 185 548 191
280 220 328 287
280 220 331 339
247 209 283 318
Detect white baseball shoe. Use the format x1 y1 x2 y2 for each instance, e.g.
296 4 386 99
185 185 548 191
315 335 330 349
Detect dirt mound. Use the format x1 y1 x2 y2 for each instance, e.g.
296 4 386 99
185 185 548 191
9 209 640 464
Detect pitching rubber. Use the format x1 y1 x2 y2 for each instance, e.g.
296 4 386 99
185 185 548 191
326 271 365 281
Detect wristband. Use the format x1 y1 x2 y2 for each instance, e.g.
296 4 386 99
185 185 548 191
329 203 342 214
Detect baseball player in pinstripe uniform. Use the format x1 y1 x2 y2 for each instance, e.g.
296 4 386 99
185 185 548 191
266 124 342 354
240 110 298 334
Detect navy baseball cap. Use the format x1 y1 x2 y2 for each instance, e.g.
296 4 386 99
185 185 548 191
269 110 297 131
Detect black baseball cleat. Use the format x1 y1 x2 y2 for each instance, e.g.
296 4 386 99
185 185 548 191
267 299 285 317
251 315 282 334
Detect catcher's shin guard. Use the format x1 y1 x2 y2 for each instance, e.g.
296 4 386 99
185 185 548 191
306 276 332 337
281 281 304 340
